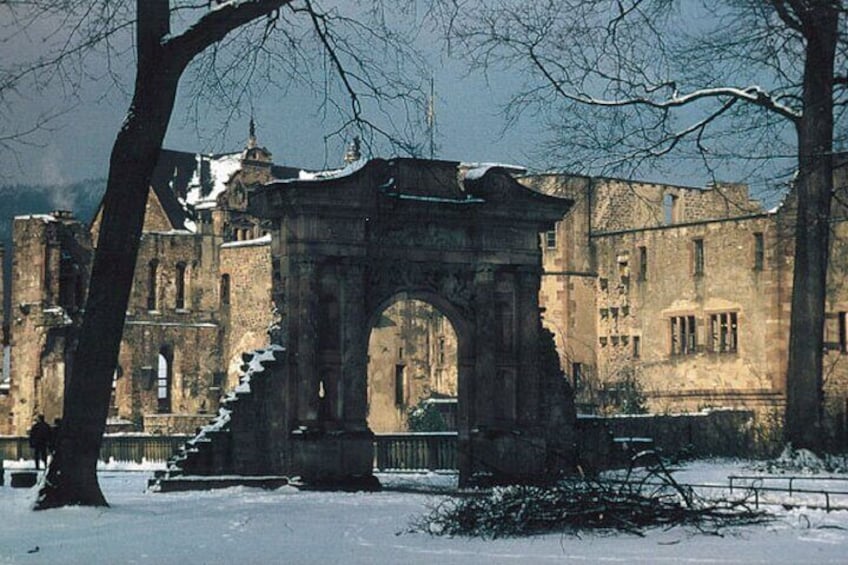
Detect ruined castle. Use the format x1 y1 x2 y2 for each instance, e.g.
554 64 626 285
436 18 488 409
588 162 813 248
531 159 848 446
1 127 847 449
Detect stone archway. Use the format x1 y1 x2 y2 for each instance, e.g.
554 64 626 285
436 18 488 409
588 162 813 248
249 157 576 486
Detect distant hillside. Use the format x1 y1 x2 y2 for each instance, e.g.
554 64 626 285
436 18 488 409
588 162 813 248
0 178 105 232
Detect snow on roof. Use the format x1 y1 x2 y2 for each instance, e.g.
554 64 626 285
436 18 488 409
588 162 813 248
14 213 57 222
289 158 368 183
125 320 218 329
392 194 485 204
461 162 527 181
185 152 243 209
142 230 196 237
220 234 271 248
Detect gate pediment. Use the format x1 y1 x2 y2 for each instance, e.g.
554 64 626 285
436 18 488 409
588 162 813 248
250 158 573 255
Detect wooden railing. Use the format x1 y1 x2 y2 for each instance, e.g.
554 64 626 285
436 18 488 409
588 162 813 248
2 432 461 470
372 432 458 471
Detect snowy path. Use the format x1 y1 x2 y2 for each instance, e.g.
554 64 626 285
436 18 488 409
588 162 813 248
1 461 847 564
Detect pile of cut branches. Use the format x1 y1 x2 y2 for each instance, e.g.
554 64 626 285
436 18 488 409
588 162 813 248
414 454 770 538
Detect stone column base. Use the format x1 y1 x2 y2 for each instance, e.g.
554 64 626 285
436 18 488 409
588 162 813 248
290 428 380 491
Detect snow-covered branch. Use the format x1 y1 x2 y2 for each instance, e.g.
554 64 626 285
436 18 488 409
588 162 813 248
547 80 802 123
164 0 288 68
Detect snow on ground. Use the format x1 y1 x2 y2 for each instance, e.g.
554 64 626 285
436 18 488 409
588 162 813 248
1 460 847 564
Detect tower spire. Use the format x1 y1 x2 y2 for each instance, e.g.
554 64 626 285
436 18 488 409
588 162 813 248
344 136 361 164
247 116 257 149
426 76 436 159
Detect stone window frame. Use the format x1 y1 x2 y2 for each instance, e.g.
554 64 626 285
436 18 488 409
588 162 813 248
692 238 705 277
394 364 406 407
638 246 648 281
707 311 739 354
156 348 172 414
753 232 765 271
663 193 679 225
669 314 697 356
220 274 231 306
544 229 557 250
147 259 159 312
175 261 188 311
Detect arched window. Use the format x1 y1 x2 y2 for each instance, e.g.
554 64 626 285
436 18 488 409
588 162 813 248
220 274 230 306
663 193 678 225
147 259 159 311
109 366 122 417
157 349 171 413
175 262 187 310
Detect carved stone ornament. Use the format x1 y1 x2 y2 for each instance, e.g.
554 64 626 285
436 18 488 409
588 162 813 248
366 260 476 319
370 221 469 250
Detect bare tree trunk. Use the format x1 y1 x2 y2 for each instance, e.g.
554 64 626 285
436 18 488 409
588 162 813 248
36 0 181 509
784 4 837 452
34 0 289 509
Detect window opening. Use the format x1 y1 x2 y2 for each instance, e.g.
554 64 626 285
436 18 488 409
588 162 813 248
545 229 557 249
175 262 187 309
663 193 678 224
670 315 697 355
709 312 738 353
157 351 171 413
394 364 405 407
693 239 705 276
147 260 159 311
638 246 648 281
220 274 230 306
754 233 764 271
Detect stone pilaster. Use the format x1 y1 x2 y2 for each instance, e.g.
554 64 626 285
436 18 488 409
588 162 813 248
341 261 369 431
473 264 496 426
295 257 319 423
517 266 542 425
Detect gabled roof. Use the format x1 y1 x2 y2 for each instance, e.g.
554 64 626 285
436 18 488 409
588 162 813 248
149 149 198 231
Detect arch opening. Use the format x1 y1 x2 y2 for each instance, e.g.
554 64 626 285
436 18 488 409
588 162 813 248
366 298 459 433
157 348 172 414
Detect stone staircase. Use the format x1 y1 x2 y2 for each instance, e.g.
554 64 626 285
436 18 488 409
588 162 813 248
149 345 290 492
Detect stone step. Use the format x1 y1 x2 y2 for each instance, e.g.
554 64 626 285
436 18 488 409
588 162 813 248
10 471 38 488
149 475 289 492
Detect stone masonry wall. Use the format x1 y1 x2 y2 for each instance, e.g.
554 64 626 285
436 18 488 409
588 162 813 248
6 214 91 434
592 215 783 415
111 228 226 429
527 171 786 423
218 238 274 390
591 178 760 233
523 174 598 409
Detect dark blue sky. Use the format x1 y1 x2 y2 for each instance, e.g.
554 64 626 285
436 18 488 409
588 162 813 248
0 1 806 211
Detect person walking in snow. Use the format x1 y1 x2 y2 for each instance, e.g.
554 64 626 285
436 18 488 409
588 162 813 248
28 414 51 470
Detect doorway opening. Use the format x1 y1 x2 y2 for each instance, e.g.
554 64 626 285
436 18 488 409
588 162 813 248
366 298 458 433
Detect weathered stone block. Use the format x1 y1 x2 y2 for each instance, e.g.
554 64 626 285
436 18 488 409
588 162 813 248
290 430 379 490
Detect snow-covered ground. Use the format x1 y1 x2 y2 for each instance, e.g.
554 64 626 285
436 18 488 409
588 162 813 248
1 459 847 564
